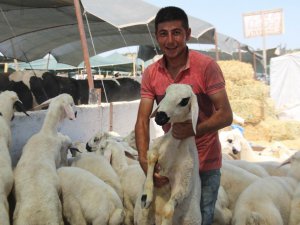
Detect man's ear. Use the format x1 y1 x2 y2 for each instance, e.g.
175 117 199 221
186 28 191 41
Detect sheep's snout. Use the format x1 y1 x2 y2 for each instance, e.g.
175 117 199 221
86 143 92 152
232 148 239 155
155 111 170 126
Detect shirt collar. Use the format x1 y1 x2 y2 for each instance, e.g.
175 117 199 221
158 47 191 71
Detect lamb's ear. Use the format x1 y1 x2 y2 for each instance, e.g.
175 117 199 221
150 106 159 118
190 93 199 134
279 155 292 167
32 98 52 110
64 104 76 120
14 100 30 116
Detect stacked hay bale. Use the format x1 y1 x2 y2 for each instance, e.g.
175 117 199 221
218 60 300 150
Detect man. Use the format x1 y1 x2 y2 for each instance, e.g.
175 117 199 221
135 6 233 225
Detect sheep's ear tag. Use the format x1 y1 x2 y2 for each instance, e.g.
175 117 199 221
64 104 75 120
190 94 199 134
150 106 159 118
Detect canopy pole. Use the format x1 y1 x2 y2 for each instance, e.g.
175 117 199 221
74 0 95 96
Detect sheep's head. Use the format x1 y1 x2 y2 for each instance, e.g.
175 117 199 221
0 90 29 122
41 93 77 121
219 129 243 156
150 84 199 134
280 151 300 181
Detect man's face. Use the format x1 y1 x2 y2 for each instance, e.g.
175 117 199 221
156 20 191 59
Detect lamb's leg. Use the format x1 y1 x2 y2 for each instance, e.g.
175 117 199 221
161 159 194 225
141 149 159 208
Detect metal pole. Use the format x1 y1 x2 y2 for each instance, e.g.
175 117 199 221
73 0 95 96
214 31 219 61
261 11 267 79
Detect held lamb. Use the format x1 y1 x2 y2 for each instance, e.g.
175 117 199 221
13 93 76 225
0 91 29 225
135 83 201 225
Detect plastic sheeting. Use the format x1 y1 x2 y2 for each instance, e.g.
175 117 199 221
270 52 300 121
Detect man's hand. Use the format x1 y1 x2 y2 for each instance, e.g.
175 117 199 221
172 119 195 139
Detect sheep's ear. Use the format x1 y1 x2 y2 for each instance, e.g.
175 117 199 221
32 98 52 110
64 104 76 120
14 100 30 116
190 93 199 134
279 155 292 167
150 106 159 118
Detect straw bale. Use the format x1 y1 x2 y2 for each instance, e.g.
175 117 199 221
244 118 300 142
218 60 254 82
226 81 268 101
230 99 263 124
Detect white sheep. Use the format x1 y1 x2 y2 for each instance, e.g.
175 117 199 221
214 162 261 225
86 130 138 164
70 152 123 200
279 151 300 225
136 84 201 225
57 166 124 225
232 176 297 225
225 159 270 177
231 152 300 225
88 138 145 225
0 91 28 225
13 93 76 225
219 128 280 162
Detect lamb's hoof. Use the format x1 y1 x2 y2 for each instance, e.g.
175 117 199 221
141 194 152 208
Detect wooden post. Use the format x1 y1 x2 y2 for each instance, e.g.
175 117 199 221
73 0 95 96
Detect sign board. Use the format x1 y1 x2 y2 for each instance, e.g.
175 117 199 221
243 9 284 38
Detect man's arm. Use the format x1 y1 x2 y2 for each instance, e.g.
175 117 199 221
135 98 154 174
172 89 233 139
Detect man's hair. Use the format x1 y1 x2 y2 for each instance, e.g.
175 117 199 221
154 6 189 32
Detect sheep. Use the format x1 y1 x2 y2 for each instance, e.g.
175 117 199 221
279 152 300 225
253 161 290 177
87 138 145 225
232 176 297 225
214 162 261 224
231 152 300 225
13 93 76 225
225 159 270 177
57 167 125 225
86 130 139 164
136 83 201 225
219 128 280 162
0 91 29 225
70 152 123 200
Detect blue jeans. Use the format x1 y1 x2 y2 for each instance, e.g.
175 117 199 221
200 169 221 225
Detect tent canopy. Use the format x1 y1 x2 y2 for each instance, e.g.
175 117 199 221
8 56 76 71
0 0 219 66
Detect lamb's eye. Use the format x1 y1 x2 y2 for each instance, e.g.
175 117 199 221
227 139 233 144
179 97 190 106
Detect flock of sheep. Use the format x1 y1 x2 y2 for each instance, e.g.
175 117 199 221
1 82 300 225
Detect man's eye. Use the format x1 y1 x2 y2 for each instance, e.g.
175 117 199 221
179 97 190 106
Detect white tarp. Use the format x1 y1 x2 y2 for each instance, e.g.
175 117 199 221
270 52 300 120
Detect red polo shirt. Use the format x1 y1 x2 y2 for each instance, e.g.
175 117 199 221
141 50 225 172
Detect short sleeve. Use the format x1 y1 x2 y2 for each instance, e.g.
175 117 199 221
141 67 155 99
204 60 225 95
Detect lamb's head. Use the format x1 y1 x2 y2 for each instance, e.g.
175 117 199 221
47 93 77 121
219 129 243 156
150 84 199 133
86 131 122 154
0 90 29 122
280 151 300 181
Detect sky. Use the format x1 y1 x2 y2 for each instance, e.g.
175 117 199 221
143 0 300 51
